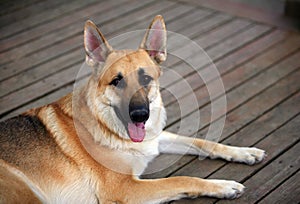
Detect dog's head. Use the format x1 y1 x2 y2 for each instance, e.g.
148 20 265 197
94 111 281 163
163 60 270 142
83 16 167 143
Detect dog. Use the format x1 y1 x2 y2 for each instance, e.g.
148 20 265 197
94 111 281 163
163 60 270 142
0 15 266 204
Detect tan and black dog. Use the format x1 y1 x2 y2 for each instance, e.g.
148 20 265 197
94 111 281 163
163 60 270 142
0 16 265 204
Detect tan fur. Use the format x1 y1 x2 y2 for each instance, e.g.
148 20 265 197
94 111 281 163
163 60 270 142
0 15 265 203
0 163 42 204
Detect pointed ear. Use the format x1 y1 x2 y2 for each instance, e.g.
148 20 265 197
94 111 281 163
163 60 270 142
140 15 167 64
84 20 112 66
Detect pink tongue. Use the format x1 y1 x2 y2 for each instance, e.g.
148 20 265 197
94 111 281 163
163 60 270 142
128 122 146 142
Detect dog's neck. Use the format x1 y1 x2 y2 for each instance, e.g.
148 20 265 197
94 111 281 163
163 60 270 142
56 89 126 147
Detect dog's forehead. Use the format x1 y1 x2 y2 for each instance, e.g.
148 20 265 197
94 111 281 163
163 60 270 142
105 49 159 76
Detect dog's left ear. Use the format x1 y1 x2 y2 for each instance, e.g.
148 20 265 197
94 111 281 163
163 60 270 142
84 20 113 66
140 15 167 64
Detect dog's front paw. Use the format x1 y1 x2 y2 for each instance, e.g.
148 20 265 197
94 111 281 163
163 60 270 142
207 179 245 199
229 147 266 165
211 145 266 165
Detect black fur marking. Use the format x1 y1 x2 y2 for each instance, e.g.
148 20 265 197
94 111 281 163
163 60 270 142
0 115 60 169
138 68 145 76
138 68 152 87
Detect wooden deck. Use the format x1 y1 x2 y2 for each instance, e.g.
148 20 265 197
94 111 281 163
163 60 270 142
0 0 299 203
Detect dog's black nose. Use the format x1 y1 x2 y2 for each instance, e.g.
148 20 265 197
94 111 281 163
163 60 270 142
129 107 149 123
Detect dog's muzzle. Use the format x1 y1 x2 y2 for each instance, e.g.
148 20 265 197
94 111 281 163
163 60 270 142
126 93 150 143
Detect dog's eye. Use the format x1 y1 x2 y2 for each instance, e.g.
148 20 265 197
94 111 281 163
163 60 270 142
110 78 120 86
109 75 125 88
140 75 153 86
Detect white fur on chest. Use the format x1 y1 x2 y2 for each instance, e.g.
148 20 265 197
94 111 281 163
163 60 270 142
123 138 160 176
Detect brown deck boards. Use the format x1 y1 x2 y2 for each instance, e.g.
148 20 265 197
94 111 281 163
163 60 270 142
0 0 51 27
0 0 101 51
261 170 300 204
0 0 97 39
1 0 300 203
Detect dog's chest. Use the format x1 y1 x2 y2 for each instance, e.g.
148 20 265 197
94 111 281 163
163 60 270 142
125 139 160 175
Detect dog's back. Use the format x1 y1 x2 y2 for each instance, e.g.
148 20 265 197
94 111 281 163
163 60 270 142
0 114 56 166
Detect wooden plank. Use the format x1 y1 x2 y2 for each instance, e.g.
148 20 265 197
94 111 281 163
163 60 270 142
0 0 133 62
0 2 192 94
0 0 173 63
221 92 300 147
0 7 214 119
0 1 178 97
164 46 300 127
95 1 180 36
145 69 300 179
0 0 50 27
260 171 300 204
168 53 300 136
0 63 91 116
161 32 300 104
202 69 300 145
0 0 130 54
0 49 84 98
1 7 223 106
218 142 300 203
179 13 233 38
3 1 199 115
103 4 200 49
0 0 99 40
112 3 198 37
0 15 296 121
161 30 288 94
208 30 289 76
167 13 233 52
0 3 202 96
164 23 272 83
165 7 213 32
203 24 271 64
113 10 228 51
0 0 158 81
54 0 178 49
0 19 287 118
3 9 232 87
0 3 198 117
2 84 75 121
78 3 198 47
176 0 298 32
172 115 300 204
196 18 253 49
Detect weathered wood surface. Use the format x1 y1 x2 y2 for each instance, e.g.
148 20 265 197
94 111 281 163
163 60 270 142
0 0 299 203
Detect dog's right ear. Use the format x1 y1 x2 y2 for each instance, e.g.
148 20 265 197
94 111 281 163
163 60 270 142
140 15 167 64
84 20 113 66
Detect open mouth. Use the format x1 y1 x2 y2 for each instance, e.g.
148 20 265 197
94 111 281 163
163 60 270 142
128 122 146 142
113 106 147 142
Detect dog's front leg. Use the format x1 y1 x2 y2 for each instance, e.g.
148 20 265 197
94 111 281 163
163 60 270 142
122 176 244 203
158 131 265 165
